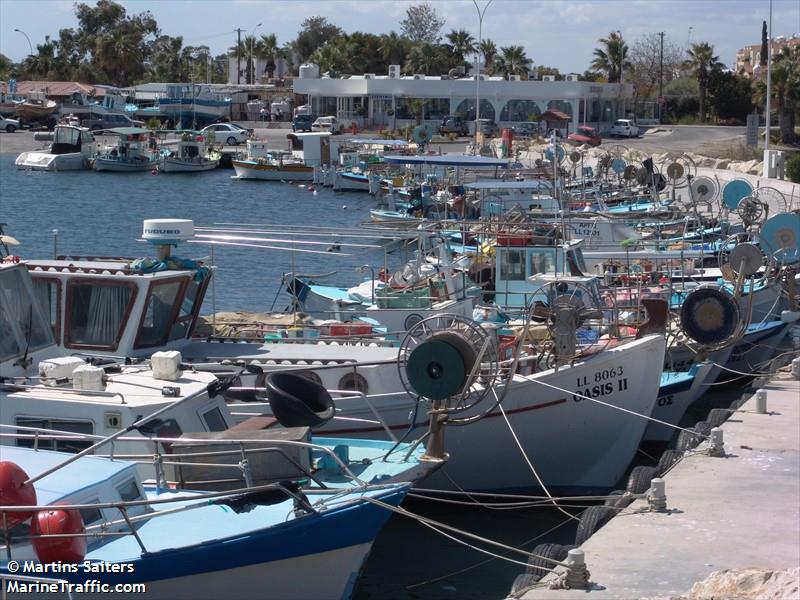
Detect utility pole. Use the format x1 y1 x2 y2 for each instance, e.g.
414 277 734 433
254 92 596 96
765 0 772 151
659 32 664 123
235 28 243 84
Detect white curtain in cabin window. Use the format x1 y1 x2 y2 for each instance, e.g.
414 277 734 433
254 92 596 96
84 286 130 345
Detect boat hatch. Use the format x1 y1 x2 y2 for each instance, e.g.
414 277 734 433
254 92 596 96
0 264 55 363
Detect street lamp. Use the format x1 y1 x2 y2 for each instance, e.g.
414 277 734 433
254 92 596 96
14 28 33 56
687 26 693 48
472 0 493 149
251 23 262 84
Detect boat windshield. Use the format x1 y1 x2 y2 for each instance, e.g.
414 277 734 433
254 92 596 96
53 126 81 145
0 266 55 362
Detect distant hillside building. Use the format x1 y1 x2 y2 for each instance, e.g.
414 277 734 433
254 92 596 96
292 65 637 131
735 34 800 78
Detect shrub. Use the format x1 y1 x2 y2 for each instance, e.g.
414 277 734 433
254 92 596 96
786 153 800 183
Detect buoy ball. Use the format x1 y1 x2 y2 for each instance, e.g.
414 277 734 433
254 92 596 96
0 461 37 527
32 509 87 563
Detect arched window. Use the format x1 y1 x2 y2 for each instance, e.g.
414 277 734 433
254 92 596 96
454 99 496 121
500 100 541 122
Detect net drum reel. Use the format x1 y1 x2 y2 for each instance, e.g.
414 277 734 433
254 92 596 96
759 212 800 267
717 234 770 286
721 179 754 212
661 153 696 205
397 314 502 459
687 175 719 214
678 285 744 352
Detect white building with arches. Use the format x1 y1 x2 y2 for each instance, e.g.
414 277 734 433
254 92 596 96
292 67 635 133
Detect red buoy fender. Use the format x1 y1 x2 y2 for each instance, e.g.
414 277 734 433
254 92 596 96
31 508 87 564
0 461 37 527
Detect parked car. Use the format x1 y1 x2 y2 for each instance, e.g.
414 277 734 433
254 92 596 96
475 118 499 137
512 121 539 138
201 122 253 145
0 116 20 133
312 116 346 134
567 125 602 147
82 112 144 131
438 116 469 137
609 119 640 138
292 114 315 132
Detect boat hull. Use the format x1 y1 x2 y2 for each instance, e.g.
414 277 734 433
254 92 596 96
160 157 218 173
233 160 314 181
94 158 157 172
15 151 91 171
334 172 371 191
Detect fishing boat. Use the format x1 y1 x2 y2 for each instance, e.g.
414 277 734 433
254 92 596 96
232 141 314 181
13 90 57 123
15 124 95 171
93 127 158 172
159 131 219 173
158 83 231 129
0 445 408 600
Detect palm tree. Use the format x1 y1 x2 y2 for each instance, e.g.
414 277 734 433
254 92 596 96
755 45 800 144
445 28 475 72
683 41 724 123
404 43 446 75
24 37 58 80
496 45 531 78
258 33 279 79
479 39 497 75
379 31 406 67
590 31 630 83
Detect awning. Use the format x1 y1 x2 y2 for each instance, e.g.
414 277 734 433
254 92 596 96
383 154 508 168
465 180 553 190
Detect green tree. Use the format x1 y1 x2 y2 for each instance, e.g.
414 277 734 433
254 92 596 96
292 16 342 65
0 53 13 79
590 31 630 83
400 3 445 44
683 41 724 123
479 39 497 75
445 29 475 73
258 33 279 79
379 31 408 67
404 43 449 75
496 45 531 78
708 70 753 122
754 45 799 144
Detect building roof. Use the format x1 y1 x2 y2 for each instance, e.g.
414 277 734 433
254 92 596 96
15 81 115 97
539 110 571 122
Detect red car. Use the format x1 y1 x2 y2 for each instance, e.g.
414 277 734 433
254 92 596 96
567 125 602 147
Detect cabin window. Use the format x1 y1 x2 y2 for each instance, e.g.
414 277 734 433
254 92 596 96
15 417 93 452
79 500 103 526
32 278 61 343
500 250 526 281
66 280 135 350
201 406 228 432
529 250 556 275
169 279 204 342
117 479 143 503
135 279 183 348
0 267 54 360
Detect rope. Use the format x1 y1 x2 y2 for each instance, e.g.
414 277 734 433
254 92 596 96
498 401 581 522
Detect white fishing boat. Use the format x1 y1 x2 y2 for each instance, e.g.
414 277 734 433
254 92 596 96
159 131 219 173
15 124 95 171
232 141 314 181
13 90 57 123
93 127 158 172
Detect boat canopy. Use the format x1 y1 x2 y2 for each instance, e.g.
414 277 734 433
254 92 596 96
465 180 553 191
344 139 409 146
105 127 149 136
383 154 509 167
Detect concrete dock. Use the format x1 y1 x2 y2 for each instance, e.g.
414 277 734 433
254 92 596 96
517 368 800 599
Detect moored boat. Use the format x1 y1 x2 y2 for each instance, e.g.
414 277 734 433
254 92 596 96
93 127 158 172
15 124 95 171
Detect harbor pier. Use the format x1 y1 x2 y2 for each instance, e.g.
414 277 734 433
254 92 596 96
515 366 800 599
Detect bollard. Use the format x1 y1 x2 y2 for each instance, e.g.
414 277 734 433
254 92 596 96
564 548 590 589
792 357 800 380
709 427 725 457
755 389 767 414
648 478 667 512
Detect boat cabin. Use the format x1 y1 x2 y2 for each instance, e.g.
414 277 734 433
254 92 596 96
493 239 589 308
286 131 340 167
464 180 559 216
51 124 94 155
25 257 211 359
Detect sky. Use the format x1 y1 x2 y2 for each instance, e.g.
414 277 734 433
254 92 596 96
1 0 799 73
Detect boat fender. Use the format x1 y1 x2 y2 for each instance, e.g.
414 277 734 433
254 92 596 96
31 508 87 564
2 255 21 264
0 462 38 527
